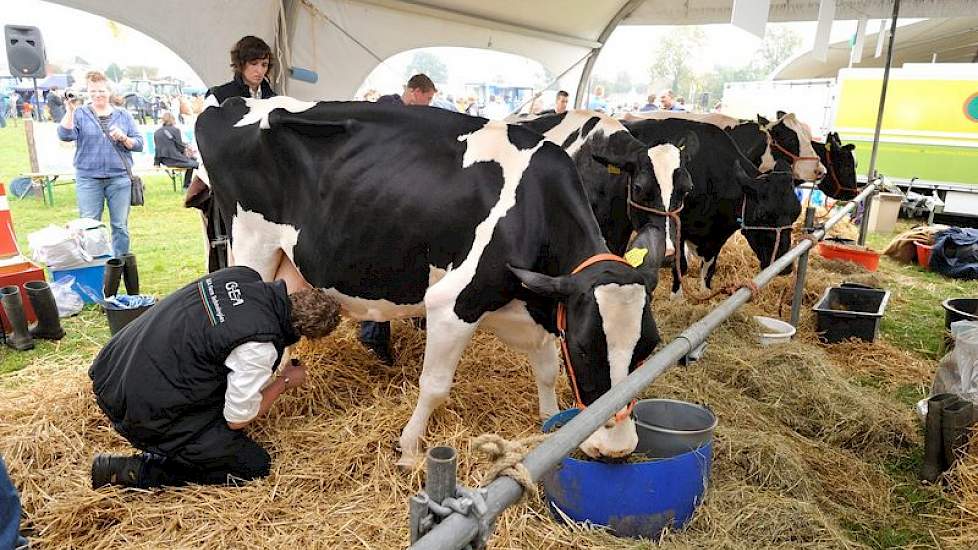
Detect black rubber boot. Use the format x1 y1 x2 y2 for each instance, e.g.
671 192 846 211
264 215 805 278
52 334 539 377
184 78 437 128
24 281 65 340
359 321 393 365
942 398 975 469
91 453 144 488
1 285 35 351
919 393 958 482
103 258 124 298
121 253 139 295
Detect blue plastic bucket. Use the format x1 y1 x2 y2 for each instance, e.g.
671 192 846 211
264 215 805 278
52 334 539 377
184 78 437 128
540 408 712 539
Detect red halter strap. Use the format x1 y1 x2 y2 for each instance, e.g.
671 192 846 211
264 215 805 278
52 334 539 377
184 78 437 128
738 190 795 268
556 253 637 424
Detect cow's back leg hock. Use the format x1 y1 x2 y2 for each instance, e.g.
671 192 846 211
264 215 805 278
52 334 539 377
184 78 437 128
397 304 477 468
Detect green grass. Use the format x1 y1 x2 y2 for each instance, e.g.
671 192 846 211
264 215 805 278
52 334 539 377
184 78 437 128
0 124 205 375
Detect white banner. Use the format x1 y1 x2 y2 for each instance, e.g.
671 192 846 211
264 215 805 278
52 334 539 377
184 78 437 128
731 0 771 39
813 0 835 63
850 17 868 66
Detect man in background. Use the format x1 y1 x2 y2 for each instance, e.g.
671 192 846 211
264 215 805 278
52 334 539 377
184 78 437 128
377 73 436 106
659 89 684 112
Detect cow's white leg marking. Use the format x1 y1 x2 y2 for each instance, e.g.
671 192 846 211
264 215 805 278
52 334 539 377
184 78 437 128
700 256 716 291
397 301 476 468
481 301 560 420
229 204 300 280
235 96 317 129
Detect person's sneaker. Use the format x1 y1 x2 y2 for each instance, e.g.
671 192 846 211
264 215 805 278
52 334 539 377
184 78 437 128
91 453 144 488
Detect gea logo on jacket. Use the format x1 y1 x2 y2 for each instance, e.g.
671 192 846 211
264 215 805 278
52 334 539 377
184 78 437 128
226 281 244 306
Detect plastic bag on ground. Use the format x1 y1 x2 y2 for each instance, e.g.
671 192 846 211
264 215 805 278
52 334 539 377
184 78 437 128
50 276 85 317
66 218 112 258
103 294 156 310
920 320 978 422
28 225 90 268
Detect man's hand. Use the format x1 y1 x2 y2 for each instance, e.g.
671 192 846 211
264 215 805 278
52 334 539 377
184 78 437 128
281 361 307 390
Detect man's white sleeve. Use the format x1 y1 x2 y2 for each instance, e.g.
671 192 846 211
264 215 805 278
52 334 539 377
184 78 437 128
224 341 278 424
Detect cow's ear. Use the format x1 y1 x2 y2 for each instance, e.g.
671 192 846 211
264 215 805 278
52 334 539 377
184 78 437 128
776 110 787 119
270 110 358 139
757 114 770 126
674 131 699 163
842 143 855 152
508 265 572 298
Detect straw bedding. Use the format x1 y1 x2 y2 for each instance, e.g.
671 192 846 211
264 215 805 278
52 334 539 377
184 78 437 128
0 234 967 549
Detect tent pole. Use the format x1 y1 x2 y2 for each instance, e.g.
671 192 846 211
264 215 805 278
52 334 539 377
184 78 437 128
574 0 645 109
858 0 900 246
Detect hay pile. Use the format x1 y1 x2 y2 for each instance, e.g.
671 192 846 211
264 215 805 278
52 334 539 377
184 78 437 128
0 235 957 549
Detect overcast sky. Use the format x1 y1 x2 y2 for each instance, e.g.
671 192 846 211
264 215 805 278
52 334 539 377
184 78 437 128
2 1 904 93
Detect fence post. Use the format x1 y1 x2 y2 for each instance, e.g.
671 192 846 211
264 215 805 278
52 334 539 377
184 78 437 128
790 205 817 327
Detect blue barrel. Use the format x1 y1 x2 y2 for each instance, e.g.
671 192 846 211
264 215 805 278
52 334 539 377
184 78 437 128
540 408 712 539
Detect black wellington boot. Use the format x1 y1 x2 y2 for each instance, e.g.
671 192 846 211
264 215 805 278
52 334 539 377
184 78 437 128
121 253 139 295
1 285 34 351
24 281 65 340
942 398 975 470
103 258 124 298
919 393 958 482
91 453 145 488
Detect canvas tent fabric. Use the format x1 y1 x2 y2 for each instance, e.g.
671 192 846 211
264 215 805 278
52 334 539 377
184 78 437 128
47 0 978 102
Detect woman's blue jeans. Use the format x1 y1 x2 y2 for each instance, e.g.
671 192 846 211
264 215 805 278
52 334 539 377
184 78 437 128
76 175 131 257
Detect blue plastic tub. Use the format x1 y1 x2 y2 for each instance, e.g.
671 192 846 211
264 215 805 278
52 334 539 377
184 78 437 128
48 256 110 305
541 407 713 539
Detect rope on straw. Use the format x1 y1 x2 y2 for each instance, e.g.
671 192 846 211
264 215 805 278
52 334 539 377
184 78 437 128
471 434 548 501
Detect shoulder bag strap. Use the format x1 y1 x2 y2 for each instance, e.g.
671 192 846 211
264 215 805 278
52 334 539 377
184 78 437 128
84 106 136 181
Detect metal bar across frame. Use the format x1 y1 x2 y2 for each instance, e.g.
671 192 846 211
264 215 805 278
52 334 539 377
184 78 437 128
408 180 882 550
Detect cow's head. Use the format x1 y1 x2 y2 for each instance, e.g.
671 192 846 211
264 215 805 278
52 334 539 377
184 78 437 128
633 142 693 258
735 158 801 272
763 113 826 182
509 261 659 459
814 132 859 200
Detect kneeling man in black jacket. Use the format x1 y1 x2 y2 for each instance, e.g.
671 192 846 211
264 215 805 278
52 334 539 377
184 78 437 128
89 266 340 489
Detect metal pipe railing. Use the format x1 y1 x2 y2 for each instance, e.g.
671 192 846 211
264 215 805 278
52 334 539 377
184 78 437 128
409 179 881 550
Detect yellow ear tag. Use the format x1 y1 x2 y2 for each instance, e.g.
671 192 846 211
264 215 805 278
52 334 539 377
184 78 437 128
607 164 621 175
624 247 648 268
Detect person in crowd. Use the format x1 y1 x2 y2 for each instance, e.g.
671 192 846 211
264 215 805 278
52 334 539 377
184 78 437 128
464 96 479 116
46 86 65 122
640 93 658 112
360 74 437 364
431 91 458 112
154 112 198 189
191 92 204 114
362 89 379 102
89 266 341 489
208 35 277 103
659 89 684 111
483 94 509 119
554 90 569 114
0 93 7 129
587 85 609 113
58 71 143 258
376 73 436 106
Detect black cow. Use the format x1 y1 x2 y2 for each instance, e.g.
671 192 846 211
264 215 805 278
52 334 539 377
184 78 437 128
624 118 802 295
516 110 692 286
812 132 859 200
190 97 660 467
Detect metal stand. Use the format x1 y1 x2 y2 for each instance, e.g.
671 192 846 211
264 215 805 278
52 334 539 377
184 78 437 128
790 206 817 327
409 446 490 548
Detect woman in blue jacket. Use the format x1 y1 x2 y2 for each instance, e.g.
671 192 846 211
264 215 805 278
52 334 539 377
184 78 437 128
58 71 143 258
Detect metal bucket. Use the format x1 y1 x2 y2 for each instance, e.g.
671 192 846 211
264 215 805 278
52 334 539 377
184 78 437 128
633 399 718 458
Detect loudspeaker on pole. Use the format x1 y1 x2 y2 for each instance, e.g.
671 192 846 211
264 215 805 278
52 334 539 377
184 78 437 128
4 25 47 78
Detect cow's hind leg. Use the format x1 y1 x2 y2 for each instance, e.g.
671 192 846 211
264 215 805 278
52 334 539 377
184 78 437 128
481 302 560 420
397 304 477 469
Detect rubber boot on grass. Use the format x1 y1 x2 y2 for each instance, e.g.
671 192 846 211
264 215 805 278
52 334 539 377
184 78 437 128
1 285 34 351
919 393 959 483
103 258 124 298
943 398 975 470
24 281 65 340
122 253 139 295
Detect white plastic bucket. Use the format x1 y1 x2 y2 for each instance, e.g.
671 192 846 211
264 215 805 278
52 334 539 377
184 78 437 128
754 316 796 346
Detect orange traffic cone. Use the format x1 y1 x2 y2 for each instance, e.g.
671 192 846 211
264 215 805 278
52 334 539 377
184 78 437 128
0 183 20 259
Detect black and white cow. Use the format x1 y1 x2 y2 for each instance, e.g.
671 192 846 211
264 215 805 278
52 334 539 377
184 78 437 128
624 118 801 295
516 110 691 278
190 97 660 467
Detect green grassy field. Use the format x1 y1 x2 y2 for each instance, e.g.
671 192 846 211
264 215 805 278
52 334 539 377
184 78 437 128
0 124 204 375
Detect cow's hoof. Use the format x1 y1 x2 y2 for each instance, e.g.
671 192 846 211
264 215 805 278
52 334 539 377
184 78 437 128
395 453 420 470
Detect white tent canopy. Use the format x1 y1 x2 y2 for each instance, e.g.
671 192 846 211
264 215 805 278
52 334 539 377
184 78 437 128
49 0 978 102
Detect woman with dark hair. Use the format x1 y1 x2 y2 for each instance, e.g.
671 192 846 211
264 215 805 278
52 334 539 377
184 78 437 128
154 112 198 189
206 35 277 104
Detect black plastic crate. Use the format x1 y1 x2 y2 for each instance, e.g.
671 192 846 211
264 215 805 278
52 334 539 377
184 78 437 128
813 286 890 343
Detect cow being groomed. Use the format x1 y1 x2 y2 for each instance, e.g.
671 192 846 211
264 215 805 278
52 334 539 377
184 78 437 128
190 97 660 467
